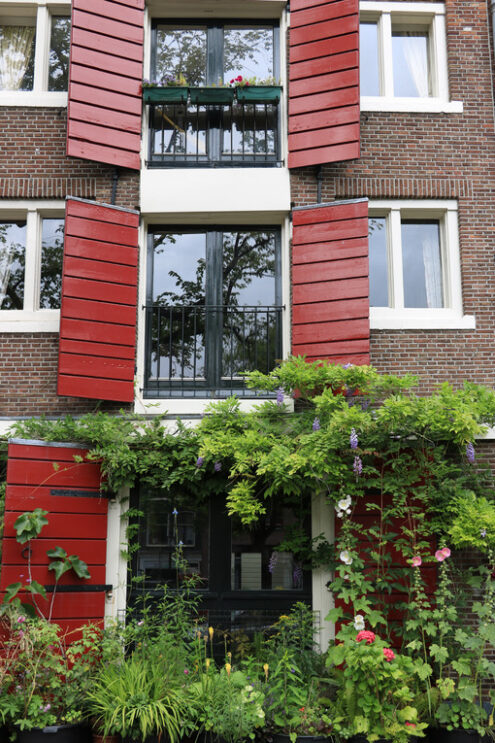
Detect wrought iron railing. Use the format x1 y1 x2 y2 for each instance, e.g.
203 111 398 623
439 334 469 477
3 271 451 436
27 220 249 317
143 304 283 397
147 101 281 166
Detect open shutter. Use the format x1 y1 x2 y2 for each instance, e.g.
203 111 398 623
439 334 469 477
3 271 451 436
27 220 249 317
292 198 370 364
0 440 108 633
289 0 360 168
67 0 144 169
57 197 139 403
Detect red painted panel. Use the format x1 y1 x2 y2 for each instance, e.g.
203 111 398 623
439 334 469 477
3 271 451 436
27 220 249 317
67 0 144 168
59 338 135 361
289 0 360 168
58 199 138 403
5 485 107 514
1 441 108 631
2 538 107 566
291 199 370 365
59 353 135 382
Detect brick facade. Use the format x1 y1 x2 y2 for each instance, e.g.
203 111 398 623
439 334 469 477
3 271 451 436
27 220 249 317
290 0 495 392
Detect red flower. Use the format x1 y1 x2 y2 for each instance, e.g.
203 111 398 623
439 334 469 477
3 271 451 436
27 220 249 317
236 75 243 81
230 79 235 84
405 723 416 728
299 707 305 712
383 647 395 662
356 630 376 645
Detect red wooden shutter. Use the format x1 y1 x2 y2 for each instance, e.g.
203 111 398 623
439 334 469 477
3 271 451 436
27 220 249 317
289 0 360 168
292 198 370 364
67 0 144 169
57 197 139 403
0 440 108 633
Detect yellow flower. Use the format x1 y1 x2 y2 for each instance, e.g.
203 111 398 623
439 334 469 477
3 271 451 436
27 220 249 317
205 658 211 669
263 663 269 679
227 651 232 659
225 662 231 676
208 626 214 639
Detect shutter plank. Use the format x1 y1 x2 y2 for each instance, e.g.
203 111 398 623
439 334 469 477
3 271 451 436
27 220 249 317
289 0 360 168
67 1 144 168
58 199 138 402
291 199 370 365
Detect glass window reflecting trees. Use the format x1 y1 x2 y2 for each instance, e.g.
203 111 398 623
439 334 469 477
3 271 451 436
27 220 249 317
144 228 282 397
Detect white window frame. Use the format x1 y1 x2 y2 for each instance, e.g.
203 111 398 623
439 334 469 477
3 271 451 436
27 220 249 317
369 199 475 330
0 200 64 332
0 0 69 107
360 1 462 114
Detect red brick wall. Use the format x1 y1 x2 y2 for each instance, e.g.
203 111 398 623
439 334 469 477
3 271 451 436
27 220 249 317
290 0 495 392
0 108 138 415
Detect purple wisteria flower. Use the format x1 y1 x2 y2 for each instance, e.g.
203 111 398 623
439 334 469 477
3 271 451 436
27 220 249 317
214 461 222 472
361 399 370 411
312 417 320 431
353 455 363 477
350 428 358 449
343 362 353 370
466 442 475 463
276 387 284 406
196 456 204 468
268 553 278 573
481 528 487 538
172 507 178 516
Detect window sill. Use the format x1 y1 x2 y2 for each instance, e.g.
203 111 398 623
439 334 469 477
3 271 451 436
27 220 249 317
0 92 67 107
0 310 60 332
361 96 463 114
370 309 475 330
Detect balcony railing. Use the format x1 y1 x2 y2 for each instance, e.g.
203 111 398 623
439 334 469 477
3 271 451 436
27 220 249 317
147 100 281 166
143 304 283 397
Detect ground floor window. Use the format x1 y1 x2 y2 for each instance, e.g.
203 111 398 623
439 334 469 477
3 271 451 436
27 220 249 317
130 488 311 635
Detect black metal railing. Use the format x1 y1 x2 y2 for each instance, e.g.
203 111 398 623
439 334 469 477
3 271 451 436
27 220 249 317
143 304 283 397
148 101 280 166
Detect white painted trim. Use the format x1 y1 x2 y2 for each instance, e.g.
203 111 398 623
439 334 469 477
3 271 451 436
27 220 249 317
361 97 463 113
0 1 70 104
105 490 130 625
359 0 462 113
0 310 60 332
312 494 334 652
368 200 472 329
478 427 495 440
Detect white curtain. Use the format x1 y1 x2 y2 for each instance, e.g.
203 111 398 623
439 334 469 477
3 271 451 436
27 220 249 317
0 241 14 307
0 26 35 91
401 33 429 97
422 236 443 307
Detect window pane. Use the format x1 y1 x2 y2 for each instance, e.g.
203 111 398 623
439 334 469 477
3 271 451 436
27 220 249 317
150 232 206 379
150 103 208 161
224 27 274 83
136 491 210 591
369 217 388 307
48 16 70 91
0 221 26 309
392 31 430 97
231 504 305 591
40 218 64 309
402 221 443 308
154 26 207 86
222 231 278 379
0 24 35 91
360 23 380 96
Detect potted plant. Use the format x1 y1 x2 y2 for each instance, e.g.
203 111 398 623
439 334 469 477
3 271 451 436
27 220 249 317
327 626 426 743
229 75 282 103
0 609 93 742
142 74 188 104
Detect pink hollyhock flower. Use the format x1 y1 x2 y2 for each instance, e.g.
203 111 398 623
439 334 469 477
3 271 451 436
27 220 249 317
356 630 376 645
383 647 395 662
435 550 446 561
441 547 451 558
411 555 422 567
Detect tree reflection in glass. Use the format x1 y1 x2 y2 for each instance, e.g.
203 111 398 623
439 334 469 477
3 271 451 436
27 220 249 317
0 221 26 309
48 16 70 91
40 218 64 308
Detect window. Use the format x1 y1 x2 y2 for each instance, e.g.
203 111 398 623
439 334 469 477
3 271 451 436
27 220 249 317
0 3 70 103
147 21 281 165
131 488 310 634
0 202 64 330
144 227 282 397
368 200 474 329
360 1 462 113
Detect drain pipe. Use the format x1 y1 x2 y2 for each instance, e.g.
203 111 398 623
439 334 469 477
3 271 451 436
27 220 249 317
111 166 119 205
316 164 323 203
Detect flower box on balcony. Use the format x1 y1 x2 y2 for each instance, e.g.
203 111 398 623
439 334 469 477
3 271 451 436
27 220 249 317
235 85 282 103
143 86 188 104
189 87 235 105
